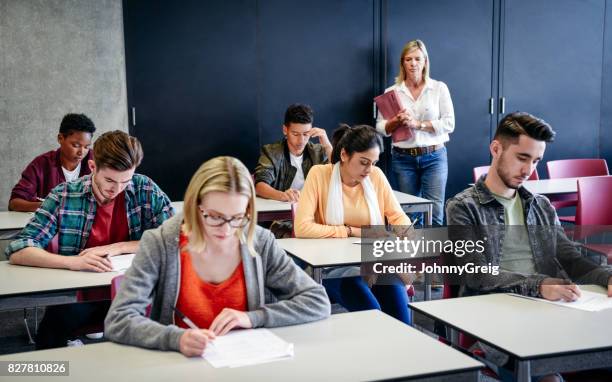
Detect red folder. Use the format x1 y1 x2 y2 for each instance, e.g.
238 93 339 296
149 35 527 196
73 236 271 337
374 90 413 143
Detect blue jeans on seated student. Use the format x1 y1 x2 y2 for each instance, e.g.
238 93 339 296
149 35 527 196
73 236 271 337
391 146 448 226
323 276 412 325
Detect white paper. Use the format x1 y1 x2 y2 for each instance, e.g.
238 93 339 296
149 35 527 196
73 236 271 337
203 329 294 368
110 253 136 273
511 290 612 312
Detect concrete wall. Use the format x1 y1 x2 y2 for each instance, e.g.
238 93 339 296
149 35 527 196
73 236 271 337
0 0 127 211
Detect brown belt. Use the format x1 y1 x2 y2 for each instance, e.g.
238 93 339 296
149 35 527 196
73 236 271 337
393 144 444 156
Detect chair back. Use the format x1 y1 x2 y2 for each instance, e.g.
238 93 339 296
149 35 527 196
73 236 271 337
547 159 609 179
576 176 612 226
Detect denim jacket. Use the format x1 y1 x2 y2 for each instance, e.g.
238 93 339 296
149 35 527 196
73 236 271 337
445 176 612 297
254 139 327 191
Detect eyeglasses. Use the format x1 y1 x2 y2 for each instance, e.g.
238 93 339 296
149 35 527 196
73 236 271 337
201 212 250 228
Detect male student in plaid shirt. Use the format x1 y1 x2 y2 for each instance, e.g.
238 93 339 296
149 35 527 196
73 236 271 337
6 130 174 349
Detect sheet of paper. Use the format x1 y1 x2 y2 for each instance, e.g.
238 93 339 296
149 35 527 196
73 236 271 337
110 253 136 273
203 328 293 368
511 290 612 312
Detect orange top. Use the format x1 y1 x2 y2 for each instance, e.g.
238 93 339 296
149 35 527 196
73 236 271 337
294 164 410 238
174 233 248 329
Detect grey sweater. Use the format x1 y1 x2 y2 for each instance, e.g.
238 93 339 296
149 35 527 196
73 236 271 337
104 213 331 352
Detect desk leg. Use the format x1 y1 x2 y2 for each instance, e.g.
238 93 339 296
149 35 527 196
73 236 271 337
448 327 459 347
313 268 323 284
423 272 432 301
516 360 531 382
425 204 433 226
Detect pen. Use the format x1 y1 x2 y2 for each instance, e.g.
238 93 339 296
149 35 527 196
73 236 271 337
173 307 216 349
173 306 199 330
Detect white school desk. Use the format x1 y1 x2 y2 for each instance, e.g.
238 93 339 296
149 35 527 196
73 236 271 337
0 212 33 239
171 198 291 222
172 191 434 225
409 286 612 382
0 310 483 382
0 261 118 300
522 177 580 195
277 237 439 300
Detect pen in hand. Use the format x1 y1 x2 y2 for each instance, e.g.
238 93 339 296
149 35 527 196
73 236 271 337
173 307 216 350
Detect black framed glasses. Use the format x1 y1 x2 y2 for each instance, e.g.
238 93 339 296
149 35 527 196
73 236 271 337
201 212 250 228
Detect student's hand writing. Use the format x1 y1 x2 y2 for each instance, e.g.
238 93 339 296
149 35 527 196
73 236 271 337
209 308 252 336
68 252 113 272
179 329 216 357
539 278 581 302
281 188 300 203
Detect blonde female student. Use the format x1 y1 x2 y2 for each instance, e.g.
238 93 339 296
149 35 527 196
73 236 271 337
105 156 330 357
294 124 413 325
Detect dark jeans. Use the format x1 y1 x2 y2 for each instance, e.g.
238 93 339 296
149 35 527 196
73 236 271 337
391 146 448 226
323 276 412 325
35 300 110 350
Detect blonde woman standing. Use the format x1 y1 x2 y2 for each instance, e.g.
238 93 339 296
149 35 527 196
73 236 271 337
376 39 454 226
105 156 330 357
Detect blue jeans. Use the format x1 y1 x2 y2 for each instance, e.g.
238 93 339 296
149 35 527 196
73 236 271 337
391 146 448 226
323 276 412 325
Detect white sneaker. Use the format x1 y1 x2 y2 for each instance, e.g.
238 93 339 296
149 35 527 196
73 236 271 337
85 332 104 340
67 339 84 347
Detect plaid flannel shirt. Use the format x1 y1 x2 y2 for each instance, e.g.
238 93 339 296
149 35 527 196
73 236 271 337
5 173 174 258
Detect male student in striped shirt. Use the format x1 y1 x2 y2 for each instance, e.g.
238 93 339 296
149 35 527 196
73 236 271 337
6 130 174 349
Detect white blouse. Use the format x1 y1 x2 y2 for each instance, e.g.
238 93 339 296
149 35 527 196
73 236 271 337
376 78 455 148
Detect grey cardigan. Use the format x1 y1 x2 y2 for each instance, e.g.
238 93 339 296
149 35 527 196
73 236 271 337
104 213 331 352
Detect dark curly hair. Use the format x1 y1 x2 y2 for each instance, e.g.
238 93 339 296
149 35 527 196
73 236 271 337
59 113 96 136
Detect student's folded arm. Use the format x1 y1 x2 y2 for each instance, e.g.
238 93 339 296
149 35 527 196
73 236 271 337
293 170 347 238
430 83 455 136
246 230 330 328
445 198 546 297
253 148 277 190
5 193 61 263
104 229 184 352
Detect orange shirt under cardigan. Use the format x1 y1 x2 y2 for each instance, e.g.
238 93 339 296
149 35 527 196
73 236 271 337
294 163 410 238
174 233 248 329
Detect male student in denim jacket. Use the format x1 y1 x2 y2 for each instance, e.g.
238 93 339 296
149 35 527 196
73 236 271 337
446 112 612 299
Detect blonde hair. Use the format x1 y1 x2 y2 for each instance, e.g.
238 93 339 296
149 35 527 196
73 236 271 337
395 39 430 85
182 156 257 256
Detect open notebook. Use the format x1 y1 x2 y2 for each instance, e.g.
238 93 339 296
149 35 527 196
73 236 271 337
510 290 612 312
109 253 136 274
203 329 294 368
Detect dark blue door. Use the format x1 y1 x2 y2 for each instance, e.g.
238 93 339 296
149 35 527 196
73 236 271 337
500 0 606 170
257 0 376 146
385 0 496 202
123 0 258 200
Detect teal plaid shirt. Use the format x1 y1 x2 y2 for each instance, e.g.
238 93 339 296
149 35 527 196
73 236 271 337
5 174 174 258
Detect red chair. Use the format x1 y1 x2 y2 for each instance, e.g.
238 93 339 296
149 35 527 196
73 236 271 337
546 159 609 223
575 176 612 263
472 165 539 183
